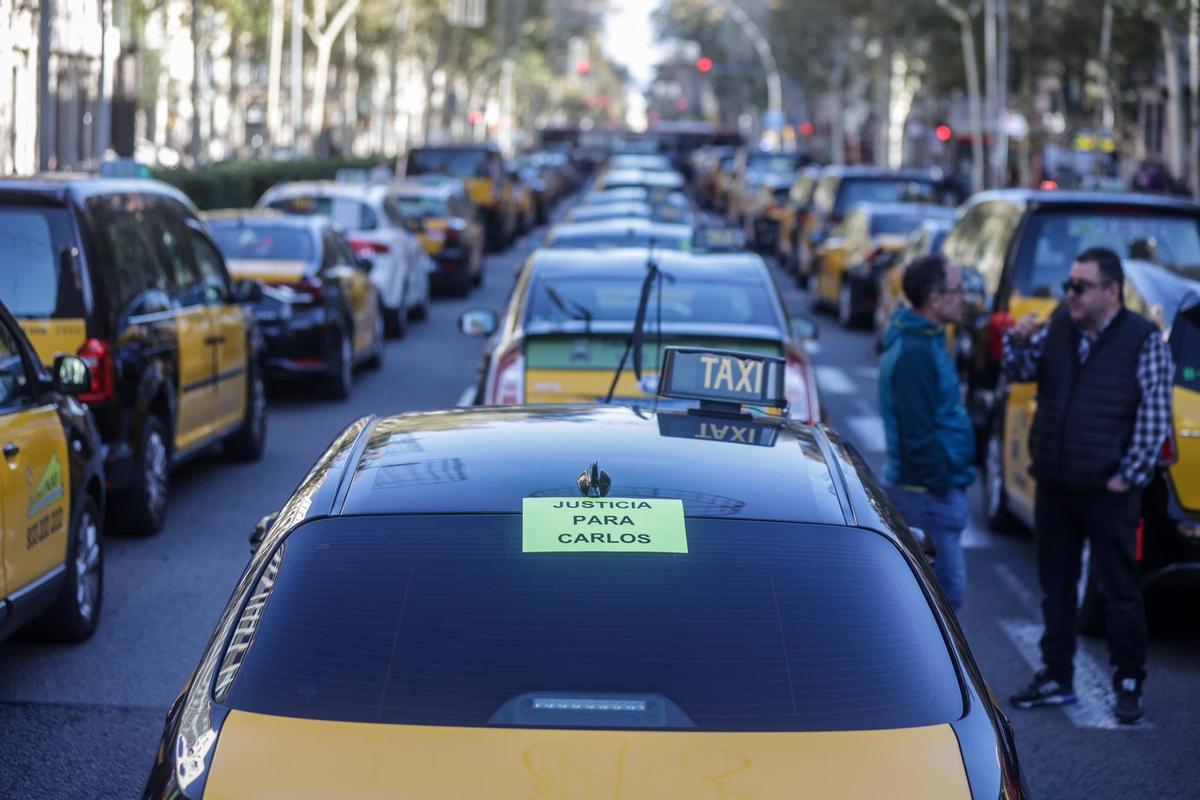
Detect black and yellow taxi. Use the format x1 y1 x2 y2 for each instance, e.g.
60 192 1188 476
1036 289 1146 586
797 167 941 288
404 143 517 251
564 200 694 226
774 164 822 276
458 247 821 422
387 178 485 295
814 203 957 328
875 216 957 348
143 348 1028 800
207 211 384 400
940 190 1200 610
0 176 268 535
0 298 105 645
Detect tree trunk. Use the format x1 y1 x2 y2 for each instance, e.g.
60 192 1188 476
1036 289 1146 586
1162 22 1184 180
1189 0 1199 198
343 21 358 155
306 0 361 144
267 0 285 148
994 0 1009 186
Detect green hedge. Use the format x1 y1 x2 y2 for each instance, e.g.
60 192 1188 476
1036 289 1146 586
153 156 395 210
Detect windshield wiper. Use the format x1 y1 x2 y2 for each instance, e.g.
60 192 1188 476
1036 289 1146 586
604 240 673 404
543 284 593 335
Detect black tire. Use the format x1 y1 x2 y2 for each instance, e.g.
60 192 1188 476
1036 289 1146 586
473 249 485 287
982 420 1021 532
225 361 268 460
383 298 407 339
111 414 170 536
325 328 353 401
410 281 431 321
27 494 103 643
363 310 385 371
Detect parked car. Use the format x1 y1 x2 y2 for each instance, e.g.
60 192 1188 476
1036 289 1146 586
207 211 385 399
0 176 268 535
405 143 518 251
256 180 432 338
388 178 486 296
874 216 957 348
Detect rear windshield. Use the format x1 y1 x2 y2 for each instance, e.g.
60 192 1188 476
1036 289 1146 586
266 196 378 232
547 230 691 251
527 275 776 326
871 213 926 236
219 515 961 732
408 149 490 179
211 224 316 262
1015 209 1200 296
389 196 449 219
835 179 937 216
0 205 77 318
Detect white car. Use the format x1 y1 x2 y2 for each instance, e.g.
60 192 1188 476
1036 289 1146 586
257 181 433 337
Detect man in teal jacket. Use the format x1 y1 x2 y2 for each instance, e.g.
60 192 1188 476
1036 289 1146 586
879 254 976 609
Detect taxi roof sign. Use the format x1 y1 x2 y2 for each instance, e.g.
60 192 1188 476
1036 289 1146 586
657 347 786 410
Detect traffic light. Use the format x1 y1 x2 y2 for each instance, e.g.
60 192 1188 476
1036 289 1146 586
575 59 591 76
696 56 713 74
935 124 953 143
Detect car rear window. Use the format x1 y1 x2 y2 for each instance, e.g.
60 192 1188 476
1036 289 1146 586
0 206 75 317
211 224 316 262
527 274 776 327
871 213 927 236
218 515 962 732
267 195 378 232
408 149 490 179
1016 208 1200 296
834 179 937 216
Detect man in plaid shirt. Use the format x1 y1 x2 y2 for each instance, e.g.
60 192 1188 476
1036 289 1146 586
1003 246 1173 725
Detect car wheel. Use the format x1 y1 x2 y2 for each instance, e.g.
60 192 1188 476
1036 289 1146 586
363 310 385 371
383 296 407 339
112 414 170 536
410 278 431 321
225 361 268 461
473 247 485 287
28 494 103 642
982 420 1019 531
326 329 353 401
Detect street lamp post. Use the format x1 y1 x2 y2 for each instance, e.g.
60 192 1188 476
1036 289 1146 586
38 0 55 171
708 0 783 132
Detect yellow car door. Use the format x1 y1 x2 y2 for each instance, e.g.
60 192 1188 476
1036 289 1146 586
817 214 860 303
0 326 70 596
189 228 249 435
1001 294 1059 522
324 232 378 358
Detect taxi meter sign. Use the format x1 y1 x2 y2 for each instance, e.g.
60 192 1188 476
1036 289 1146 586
658 347 786 408
523 498 687 553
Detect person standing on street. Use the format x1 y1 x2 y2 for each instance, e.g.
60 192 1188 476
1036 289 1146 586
879 254 976 611
1005 247 1173 725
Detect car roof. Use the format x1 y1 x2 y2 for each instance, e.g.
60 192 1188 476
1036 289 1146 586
549 218 692 239
966 188 1200 213
205 209 329 231
387 178 462 198
819 166 939 181
527 247 770 282
258 180 389 202
321 406 851 525
0 174 197 209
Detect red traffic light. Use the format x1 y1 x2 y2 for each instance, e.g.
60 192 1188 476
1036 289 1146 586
575 59 591 76
799 121 815 138
935 124 953 143
696 56 713 74
467 109 483 125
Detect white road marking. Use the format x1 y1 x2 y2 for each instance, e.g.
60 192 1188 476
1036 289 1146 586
815 365 857 395
852 365 880 380
997 619 1151 730
456 386 476 407
846 415 887 454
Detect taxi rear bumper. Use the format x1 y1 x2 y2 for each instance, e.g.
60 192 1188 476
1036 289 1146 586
255 308 341 380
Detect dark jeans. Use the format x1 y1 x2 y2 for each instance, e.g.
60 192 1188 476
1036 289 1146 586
1035 486 1148 687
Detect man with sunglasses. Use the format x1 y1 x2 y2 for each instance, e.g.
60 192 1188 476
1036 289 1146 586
1004 246 1174 725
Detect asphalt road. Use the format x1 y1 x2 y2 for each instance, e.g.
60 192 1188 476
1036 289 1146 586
1 211 1197 799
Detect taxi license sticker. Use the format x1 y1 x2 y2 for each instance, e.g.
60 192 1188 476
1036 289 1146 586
522 497 687 553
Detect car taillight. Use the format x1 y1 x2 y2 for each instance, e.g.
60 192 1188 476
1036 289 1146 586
785 350 816 423
987 311 1015 363
77 338 115 404
1160 428 1178 465
293 276 324 302
348 238 390 256
490 346 524 405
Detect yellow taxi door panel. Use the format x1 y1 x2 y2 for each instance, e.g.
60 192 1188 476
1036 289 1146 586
204 712 972 800
328 266 375 357
172 306 216 452
16 319 87 368
1002 295 1059 522
1169 385 1200 511
1 405 70 595
819 241 848 302
211 305 248 432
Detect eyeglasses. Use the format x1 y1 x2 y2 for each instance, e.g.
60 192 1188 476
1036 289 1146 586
1062 278 1102 295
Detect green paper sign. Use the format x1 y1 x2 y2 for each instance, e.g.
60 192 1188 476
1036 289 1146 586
522 497 688 553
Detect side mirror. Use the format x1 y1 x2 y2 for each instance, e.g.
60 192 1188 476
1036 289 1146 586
52 355 91 396
458 308 499 336
790 315 819 340
233 279 264 304
356 256 374 272
249 511 279 554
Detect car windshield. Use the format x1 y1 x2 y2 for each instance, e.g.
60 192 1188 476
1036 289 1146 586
835 179 937 215
211 224 316 261
527 274 775 326
0 206 71 317
870 213 927 236
218 515 962 732
408 149 490 179
390 196 448 219
1016 209 1200 295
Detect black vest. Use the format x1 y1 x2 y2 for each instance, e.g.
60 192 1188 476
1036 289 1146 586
1029 307 1156 492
